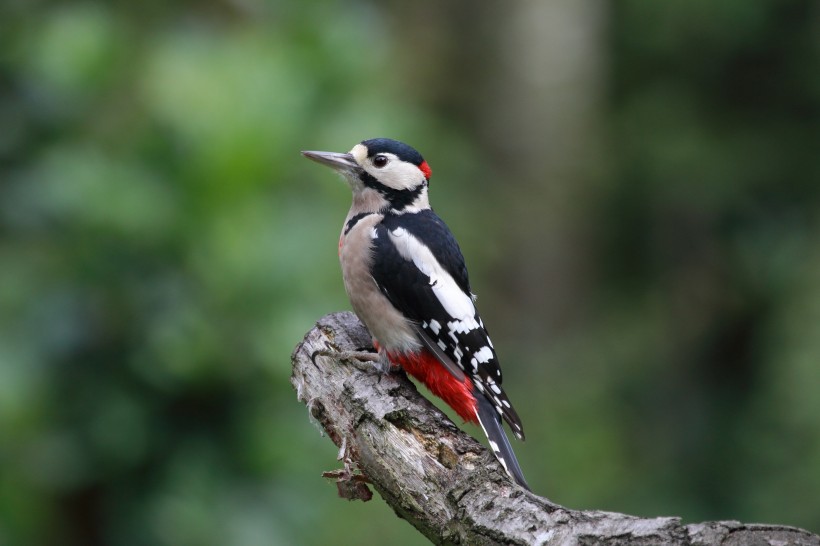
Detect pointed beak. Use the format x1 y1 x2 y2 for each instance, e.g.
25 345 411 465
301 150 360 174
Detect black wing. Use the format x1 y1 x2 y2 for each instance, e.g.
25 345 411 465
381 210 471 295
371 210 525 439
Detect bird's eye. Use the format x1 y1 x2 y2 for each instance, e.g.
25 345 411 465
373 155 389 168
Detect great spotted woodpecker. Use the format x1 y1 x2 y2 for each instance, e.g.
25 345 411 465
302 138 529 490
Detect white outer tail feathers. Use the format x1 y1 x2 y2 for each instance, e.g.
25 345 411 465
475 395 530 490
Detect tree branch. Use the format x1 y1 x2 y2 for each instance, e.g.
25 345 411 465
291 312 819 546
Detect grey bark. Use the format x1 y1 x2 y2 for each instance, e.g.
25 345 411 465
291 312 819 546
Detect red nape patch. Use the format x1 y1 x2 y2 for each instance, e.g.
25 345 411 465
418 161 432 180
389 349 477 423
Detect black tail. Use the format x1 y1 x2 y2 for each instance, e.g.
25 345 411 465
475 395 530 490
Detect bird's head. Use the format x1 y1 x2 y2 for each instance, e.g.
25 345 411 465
302 138 432 212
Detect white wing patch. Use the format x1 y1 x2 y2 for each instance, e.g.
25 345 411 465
473 346 494 364
448 317 479 334
388 227 477 322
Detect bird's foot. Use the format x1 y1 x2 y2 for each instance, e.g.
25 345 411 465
311 346 391 374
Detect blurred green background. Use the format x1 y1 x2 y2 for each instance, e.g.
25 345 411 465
1 0 819 544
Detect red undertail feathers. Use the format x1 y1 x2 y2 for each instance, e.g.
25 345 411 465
389 348 477 423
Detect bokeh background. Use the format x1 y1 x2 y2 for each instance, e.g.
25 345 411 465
2 0 819 544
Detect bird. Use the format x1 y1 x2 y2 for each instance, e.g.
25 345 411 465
302 138 529 490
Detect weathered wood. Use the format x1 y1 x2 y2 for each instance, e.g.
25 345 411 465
291 312 820 546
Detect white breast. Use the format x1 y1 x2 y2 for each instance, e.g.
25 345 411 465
339 214 421 352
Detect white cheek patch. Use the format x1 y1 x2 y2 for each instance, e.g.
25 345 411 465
381 162 425 190
362 153 425 191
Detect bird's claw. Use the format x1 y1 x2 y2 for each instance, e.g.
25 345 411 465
311 346 388 373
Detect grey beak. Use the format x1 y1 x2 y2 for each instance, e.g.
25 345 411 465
301 150 359 173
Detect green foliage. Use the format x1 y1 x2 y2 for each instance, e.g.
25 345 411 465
1 0 818 545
